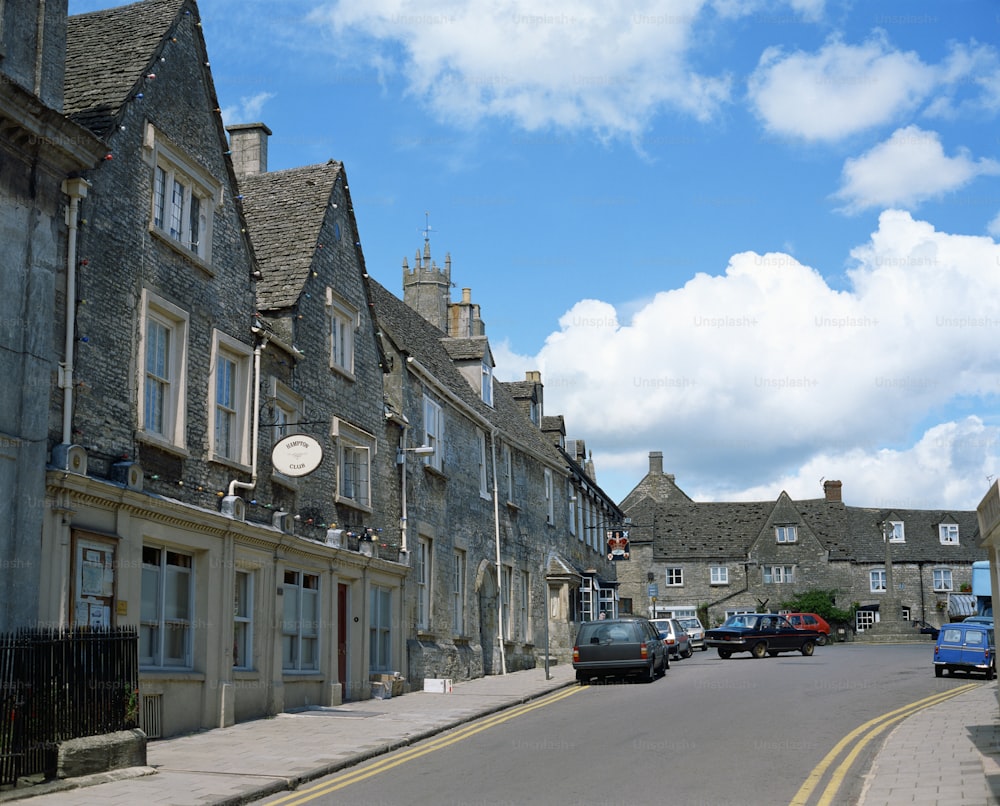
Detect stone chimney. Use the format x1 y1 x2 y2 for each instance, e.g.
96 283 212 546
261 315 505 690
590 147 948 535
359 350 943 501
226 122 272 178
649 451 664 475
448 287 486 338
823 480 843 503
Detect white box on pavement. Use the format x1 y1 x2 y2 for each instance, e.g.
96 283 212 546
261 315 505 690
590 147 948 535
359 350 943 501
423 678 453 693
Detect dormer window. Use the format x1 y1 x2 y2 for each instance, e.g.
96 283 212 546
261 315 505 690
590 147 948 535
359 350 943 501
481 361 494 406
775 525 797 543
939 524 960 545
887 521 905 542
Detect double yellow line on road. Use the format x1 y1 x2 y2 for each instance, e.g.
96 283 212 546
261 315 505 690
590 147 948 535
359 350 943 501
267 685 585 805
790 682 980 806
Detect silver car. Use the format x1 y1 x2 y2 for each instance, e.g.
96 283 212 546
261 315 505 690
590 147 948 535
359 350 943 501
678 616 707 651
652 618 693 660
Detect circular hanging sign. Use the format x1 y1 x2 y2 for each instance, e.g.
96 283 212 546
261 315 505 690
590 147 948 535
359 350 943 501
271 434 323 477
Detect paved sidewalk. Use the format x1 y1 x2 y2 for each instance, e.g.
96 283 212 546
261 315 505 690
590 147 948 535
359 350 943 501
857 680 1000 806
0 663 576 806
4 663 1000 805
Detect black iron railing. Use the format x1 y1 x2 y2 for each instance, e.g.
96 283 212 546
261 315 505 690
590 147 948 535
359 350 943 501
0 626 139 786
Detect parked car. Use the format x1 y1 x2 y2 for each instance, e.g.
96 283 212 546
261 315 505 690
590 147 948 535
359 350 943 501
705 613 820 659
785 612 831 646
933 622 995 679
912 619 940 639
964 615 994 625
572 617 668 683
652 618 693 660
678 616 707 651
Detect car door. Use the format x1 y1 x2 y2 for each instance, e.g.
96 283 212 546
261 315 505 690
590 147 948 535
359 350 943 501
771 616 800 650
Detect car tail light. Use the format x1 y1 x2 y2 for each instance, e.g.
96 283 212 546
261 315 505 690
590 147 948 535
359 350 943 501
640 642 648 659
573 647 579 662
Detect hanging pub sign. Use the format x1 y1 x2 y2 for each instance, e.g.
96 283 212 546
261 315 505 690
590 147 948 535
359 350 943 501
271 434 323 477
606 529 630 561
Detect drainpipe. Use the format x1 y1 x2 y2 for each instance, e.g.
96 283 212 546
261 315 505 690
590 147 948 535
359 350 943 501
227 333 265 497
385 409 411 555
60 178 90 445
491 428 507 675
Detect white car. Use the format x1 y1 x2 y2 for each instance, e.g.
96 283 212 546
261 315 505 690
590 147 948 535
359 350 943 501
678 617 707 651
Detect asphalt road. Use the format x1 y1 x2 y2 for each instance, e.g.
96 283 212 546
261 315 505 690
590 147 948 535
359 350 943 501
261 642 968 806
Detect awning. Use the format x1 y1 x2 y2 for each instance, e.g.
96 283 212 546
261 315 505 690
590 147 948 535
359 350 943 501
948 593 976 617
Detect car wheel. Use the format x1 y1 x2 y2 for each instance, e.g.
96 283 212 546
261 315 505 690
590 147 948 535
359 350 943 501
644 661 656 683
800 640 816 656
681 646 693 659
988 662 996 681
718 648 732 659
816 634 828 646
576 670 589 684
935 666 943 678
751 641 768 659
701 644 708 651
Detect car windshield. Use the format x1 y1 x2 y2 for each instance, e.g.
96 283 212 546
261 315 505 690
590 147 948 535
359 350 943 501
680 619 700 630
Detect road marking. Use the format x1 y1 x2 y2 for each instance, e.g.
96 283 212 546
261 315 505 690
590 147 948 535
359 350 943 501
266 686 585 805
789 682 979 806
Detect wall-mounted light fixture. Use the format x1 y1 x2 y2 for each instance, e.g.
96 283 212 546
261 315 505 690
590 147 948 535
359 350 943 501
396 445 434 464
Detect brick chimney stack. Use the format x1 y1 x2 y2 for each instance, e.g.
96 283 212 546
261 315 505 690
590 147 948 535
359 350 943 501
824 480 843 503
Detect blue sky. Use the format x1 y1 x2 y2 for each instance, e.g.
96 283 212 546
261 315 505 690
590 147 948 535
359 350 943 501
69 0 1000 512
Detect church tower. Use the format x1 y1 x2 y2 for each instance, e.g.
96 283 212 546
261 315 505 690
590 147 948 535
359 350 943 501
402 237 451 332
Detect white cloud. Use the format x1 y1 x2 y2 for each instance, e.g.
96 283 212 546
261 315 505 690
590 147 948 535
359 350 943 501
307 0 730 136
834 126 1000 213
221 92 276 127
988 212 1000 239
497 211 1000 509
747 34 937 141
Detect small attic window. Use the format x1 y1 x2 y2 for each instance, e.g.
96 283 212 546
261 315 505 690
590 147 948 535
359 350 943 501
939 523 960 545
481 362 494 406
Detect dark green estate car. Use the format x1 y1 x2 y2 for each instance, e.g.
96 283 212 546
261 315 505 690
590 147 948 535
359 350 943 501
572 617 668 683
704 613 820 659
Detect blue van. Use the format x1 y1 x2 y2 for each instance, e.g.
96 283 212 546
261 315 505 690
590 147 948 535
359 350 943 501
933 622 995 679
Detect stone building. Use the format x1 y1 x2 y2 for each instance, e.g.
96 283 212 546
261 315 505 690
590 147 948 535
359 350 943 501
232 127 409 703
618 451 984 633
0 0 105 631
370 242 621 683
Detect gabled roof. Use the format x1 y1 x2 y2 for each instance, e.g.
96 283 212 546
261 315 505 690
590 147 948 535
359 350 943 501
239 161 343 311
370 279 564 468
442 337 491 364
65 0 191 136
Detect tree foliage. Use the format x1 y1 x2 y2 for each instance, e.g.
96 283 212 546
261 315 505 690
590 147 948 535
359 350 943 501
778 589 854 624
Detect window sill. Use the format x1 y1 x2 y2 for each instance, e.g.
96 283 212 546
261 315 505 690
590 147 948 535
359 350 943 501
210 455 253 475
136 431 190 458
282 671 323 679
329 363 357 383
139 669 203 681
505 501 520 512
151 228 214 276
334 496 373 515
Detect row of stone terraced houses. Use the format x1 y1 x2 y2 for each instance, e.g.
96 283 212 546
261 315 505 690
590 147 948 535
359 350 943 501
1 0 622 739
615 452 991 634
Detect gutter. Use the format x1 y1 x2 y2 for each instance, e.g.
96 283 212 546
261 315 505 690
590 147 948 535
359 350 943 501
59 178 90 444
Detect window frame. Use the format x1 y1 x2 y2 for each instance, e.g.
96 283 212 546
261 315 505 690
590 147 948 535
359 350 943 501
478 429 489 499
933 568 954 592
544 468 554 525
326 287 359 378
140 545 193 670
452 549 466 636
501 565 513 640
519 570 530 641
417 537 432 631
502 443 514 505
665 567 683 587
481 361 494 406
939 524 960 545
369 585 393 672
281 569 320 673
887 521 905 543
764 565 795 584
209 330 253 467
145 123 218 266
422 393 444 472
137 290 189 452
331 418 376 511
870 569 887 592
775 525 797 544
233 569 254 670
710 566 729 585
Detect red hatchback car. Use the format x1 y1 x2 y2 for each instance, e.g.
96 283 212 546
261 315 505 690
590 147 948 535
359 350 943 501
785 613 831 645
